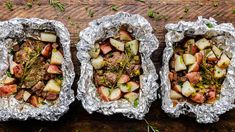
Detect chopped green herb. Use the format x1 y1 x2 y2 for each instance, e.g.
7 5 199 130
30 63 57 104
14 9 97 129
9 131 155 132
213 2 218 7
58 75 63 80
5 1 13 11
9 48 14 55
26 2 33 8
178 80 183 86
233 9 235 14
88 9 94 17
135 0 145 2
111 5 119 11
147 9 154 18
6 71 12 77
144 119 159 132
49 0 65 12
206 23 213 28
184 6 189 13
134 99 139 108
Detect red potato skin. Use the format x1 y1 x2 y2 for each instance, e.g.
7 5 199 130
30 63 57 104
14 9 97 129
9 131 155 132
0 85 17 97
118 74 130 84
186 72 202 84
100 43 112 55
190 45 199 55
191 93 205 104
97 86 109 102
190 63 200 72
13 64 24 78
47 64 62 74
195 52 203 64
30 96 39 107
41 44 52 58
207 88 216 103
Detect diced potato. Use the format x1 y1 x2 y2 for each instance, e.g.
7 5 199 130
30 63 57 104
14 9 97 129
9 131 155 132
206 51 217 61
91 56 105 70
125 40 139 55
173 84 182 93
214 65 226 78
217 53 231 68
10 61 18 74
182 81 196 97
110 38 124 51
43 79 61 93
23 91 31 101
40 32 57 43
3 76 15 85
124 92 138 103
183 54 196 65
89 43 100 58
51 49 64 65
212 45 222 58
175 55 187 72
170 90 183 100
195 38 211 50
188 63 199 72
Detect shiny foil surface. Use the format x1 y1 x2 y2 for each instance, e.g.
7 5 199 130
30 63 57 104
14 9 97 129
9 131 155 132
0 18 75 121
160 16 235 123
77 12 159 119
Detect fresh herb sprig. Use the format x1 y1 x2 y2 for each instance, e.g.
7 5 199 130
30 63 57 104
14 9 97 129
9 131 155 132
144 119 159 132
111 5 119 11
5 1 13 11
135 0 145 2
49 0 65 12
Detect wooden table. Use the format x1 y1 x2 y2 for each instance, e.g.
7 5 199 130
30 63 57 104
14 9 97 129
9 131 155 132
0 0 234 131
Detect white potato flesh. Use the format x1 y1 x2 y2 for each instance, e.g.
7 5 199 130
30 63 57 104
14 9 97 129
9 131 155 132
183 54 196 65
212 45 222 58
110 38 124 51
89 43 100 58
170 90 183 100
43 79 61 93
91 56 105 70
182 81 196 97
40 33 57 43
23 91 31 101
217 53 231 68
195 38 211 50
126 40 139 55
175 55 187 72
214 65 226 78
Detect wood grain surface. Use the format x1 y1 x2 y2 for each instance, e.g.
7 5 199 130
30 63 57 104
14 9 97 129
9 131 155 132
0 0 235 132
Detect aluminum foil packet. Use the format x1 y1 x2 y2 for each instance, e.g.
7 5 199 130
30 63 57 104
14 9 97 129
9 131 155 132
0 18 75 121
77 12 159 119
160 16 235 123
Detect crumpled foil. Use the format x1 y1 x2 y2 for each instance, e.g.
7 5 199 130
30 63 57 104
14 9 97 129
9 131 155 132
76 12 159 119
160 16 235 123
0 18 75 121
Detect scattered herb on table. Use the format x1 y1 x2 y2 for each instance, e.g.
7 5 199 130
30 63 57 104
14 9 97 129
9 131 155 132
184 6 189 13
5 1 13 11
233 9 235 14
26 2 33 8
144 119 159 132
135 0 145 2
49 0 65 12
213 1 218 7
111 5 119 11
147 8 155 18
87 9 94 17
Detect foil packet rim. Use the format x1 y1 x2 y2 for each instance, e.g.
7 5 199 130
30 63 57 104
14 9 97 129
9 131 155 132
160 16 235 123
0 18 75 121
76 12 159 119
